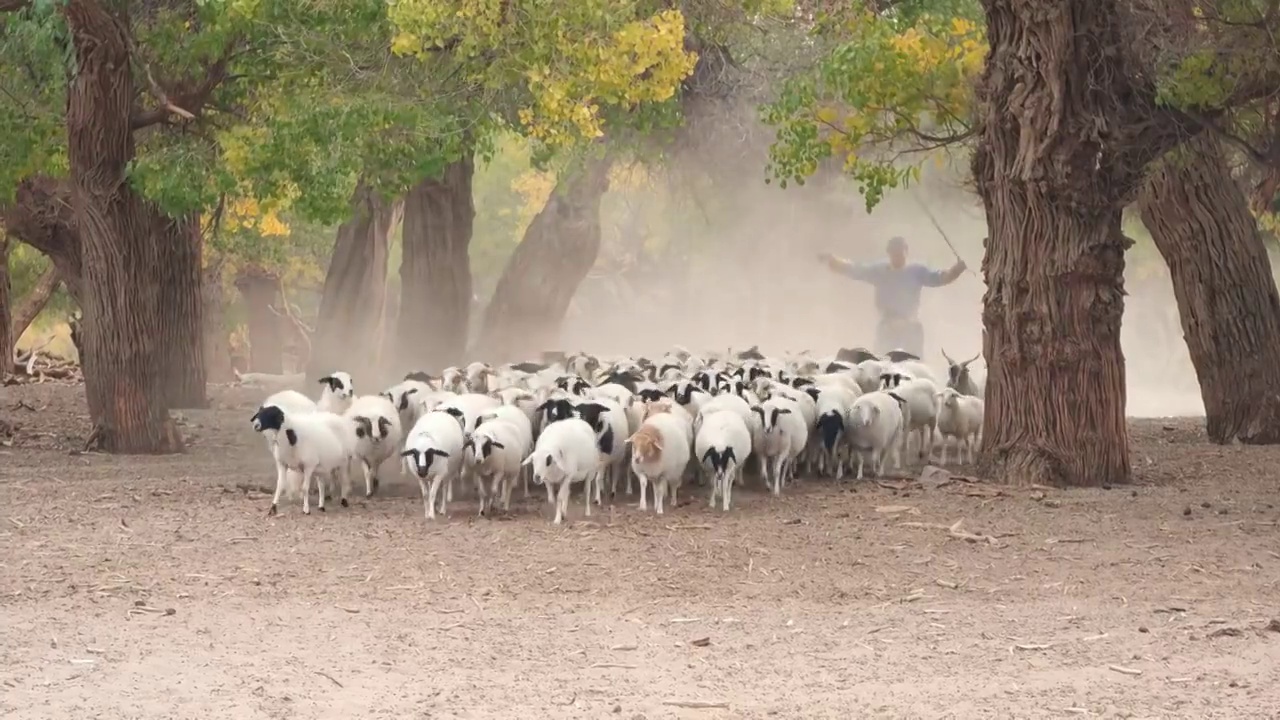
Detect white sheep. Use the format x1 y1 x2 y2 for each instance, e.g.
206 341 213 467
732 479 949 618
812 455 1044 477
381 378 435 430
251 405 356 516
810 386 860 480
879 376 939 461
628 410 691 515
694 410 752 512
475 404 536 497
402 410 465 520
570 398 630 503
317 371 355 415
464 361 495 394
523 418 602 525
847 391 907 480
751 397 808 495
343 394 403 498
463 419 530 516
934 388 984 465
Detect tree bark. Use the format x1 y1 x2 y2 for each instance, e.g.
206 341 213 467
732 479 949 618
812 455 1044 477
201 258 234 383
0 235 12 370
1 178 85 305
9 264 62 349
153 215 207 408
970 0 1177 487
1139 133 1280 444
64 0 183 452
309 179 402 383
472 156 612 362
396 156 474 373
234 267 284 374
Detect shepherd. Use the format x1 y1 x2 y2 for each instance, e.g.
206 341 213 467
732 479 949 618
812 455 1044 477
818 236 966 357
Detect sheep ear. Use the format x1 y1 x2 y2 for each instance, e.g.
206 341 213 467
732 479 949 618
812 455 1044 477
430 449 450 458
521 453 534 466
490 440 505 449
888 392 907 404
405 387 419 396
777 408 792 415
319 376 333 386
400 449 416 458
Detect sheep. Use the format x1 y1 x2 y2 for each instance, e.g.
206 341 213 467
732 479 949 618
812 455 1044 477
628 411 692 515
463 419 529 516
251 405 357 516
523 418 602 525
751 397 808 495
934 388 984 465
401 410 466 520
941 349 985 398
474 404 536 496
878 375 940 461
694 410 752 512
809 386 860 480
259 389 318 417
846 391 907 479
317 371 355 414
570 398 630 501
464 362 495 394
886 359 939 386
344 394 403 498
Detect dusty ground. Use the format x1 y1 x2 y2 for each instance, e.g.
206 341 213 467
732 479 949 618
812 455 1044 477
1 383 1279 720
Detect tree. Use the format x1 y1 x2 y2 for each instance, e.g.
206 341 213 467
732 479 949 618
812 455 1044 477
385 1 699 368
0 234 10 371
307 180 401 381
765 1 1280 466
472 154 612 361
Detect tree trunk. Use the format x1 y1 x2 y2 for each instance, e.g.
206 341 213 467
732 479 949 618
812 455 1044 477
153 215 206 408
1139 133 1280 443
396 156 474 373
234 267 284 374
64 0 183 453
0 234 11 371
9 264 62 349
472 156 612 362
309 179 402 384
970 0 1159 487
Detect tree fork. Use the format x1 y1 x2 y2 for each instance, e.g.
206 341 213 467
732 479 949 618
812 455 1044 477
1139 133 1280 444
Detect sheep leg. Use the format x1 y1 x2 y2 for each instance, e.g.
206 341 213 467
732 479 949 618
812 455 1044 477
654 480 667 515
362 459 376 499
300 466 316 515
544 480 555 506
708 472 718 509
500 472 515 512
584 474 594 517
268 462 288 516
722 470 734 512
553 480 572 525
424 476 442 520
939 436 949 465
637 474 649 511
670 483 679 509
474 470 489 517
770 457 783 496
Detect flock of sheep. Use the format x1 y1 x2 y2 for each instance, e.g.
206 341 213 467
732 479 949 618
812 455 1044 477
247 346 987 523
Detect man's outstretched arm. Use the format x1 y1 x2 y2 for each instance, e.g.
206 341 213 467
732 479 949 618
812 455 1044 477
921 260 967 287
818 252 879 282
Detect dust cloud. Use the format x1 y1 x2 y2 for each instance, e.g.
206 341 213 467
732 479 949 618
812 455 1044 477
555 164 1204 419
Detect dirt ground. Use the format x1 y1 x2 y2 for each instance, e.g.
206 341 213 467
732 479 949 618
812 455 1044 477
2 383 1279 719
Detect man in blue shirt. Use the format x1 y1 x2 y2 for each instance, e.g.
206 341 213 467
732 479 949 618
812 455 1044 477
818 236 966 357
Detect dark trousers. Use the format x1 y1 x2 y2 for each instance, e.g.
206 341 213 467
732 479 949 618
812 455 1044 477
876 317 924 357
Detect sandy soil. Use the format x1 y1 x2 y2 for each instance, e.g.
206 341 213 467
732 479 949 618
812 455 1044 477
2 383 1279 719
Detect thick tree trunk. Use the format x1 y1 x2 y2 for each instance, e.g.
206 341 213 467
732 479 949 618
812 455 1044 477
472 156 611 362
970 0 1168 487
0 235 11 370
1139 133 1280 443
397 157 474 373
153 216 206 408
201 259 234 383
64 0 183 452
309 179 402 383
234 267 284 374
9 264 61 349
